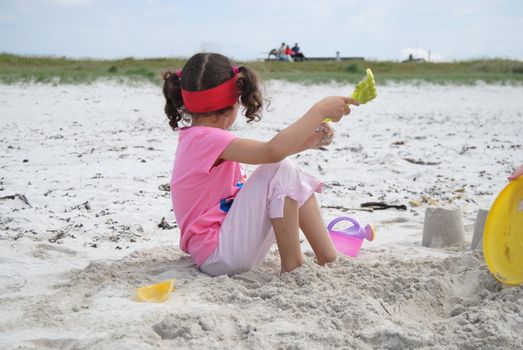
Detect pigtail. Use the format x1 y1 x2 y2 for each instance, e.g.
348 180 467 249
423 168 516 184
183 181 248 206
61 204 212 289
162 71 185 130
237 66 264 122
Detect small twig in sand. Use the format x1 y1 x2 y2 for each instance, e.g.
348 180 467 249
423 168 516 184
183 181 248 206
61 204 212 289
380 301 392 315
361 202 407 211
458 145 477 155
0 194 32 207
402 158 441 166
321 205 374 213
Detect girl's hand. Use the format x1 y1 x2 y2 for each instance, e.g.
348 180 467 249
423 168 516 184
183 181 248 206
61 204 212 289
313 96 360 122
300 123 335 150
508 164 523 181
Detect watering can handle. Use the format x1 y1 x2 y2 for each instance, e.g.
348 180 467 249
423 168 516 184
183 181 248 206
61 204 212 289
327 216 360 232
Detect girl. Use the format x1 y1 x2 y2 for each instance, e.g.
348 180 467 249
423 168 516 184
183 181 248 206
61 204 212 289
162 53 358 276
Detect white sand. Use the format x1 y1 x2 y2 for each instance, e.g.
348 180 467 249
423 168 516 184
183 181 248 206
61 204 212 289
1 81 522 349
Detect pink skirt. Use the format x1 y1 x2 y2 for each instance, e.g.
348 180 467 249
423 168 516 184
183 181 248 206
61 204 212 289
200 158 323 276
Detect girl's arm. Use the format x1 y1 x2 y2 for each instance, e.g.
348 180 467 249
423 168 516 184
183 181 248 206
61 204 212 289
221 96 357 165
508 164 523 181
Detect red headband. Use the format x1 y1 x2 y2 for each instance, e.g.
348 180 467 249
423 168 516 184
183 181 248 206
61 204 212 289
177 67 240 113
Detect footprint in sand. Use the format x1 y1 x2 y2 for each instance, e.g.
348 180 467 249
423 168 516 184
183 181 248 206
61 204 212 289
32 243 77 259
380 217 410 224
0 274 27 294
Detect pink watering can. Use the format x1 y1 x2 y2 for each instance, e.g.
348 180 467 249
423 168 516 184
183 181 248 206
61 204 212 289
327 216 376 257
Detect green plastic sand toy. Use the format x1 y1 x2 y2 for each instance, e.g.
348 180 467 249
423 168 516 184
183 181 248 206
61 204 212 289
351 68 377 104
323 68 377 122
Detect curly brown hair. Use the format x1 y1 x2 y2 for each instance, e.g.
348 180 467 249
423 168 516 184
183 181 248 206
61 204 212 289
162 53 265 130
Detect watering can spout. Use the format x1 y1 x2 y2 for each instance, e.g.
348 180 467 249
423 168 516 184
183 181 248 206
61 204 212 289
363 224 376 241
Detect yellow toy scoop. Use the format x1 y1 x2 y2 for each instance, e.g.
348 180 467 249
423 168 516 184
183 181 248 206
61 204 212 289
483 177 523 286
135 278 176 302
324 68 377 122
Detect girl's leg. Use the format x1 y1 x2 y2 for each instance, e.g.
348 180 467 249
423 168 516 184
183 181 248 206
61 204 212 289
298 194 337 265
200 159 323 276
271 197 304 273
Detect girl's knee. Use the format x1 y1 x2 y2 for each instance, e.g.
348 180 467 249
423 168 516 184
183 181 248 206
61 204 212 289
253 158 299 181
268 158 298 175
277 158 297 172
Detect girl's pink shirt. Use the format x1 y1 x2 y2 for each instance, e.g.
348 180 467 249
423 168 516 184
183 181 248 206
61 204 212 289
171 126 242 266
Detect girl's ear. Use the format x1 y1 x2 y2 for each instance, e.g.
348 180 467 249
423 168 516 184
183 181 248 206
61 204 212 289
224 103 239 118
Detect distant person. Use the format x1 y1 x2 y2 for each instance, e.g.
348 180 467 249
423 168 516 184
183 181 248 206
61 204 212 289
284 45 294 61
161 52 359 276
278 42 290 61
267 48 279 60
335 51 341 61
291 43 306 61
267 43 287 60
508 164 523 181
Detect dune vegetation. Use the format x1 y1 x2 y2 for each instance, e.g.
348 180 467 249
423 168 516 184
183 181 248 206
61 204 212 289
1 53 522 85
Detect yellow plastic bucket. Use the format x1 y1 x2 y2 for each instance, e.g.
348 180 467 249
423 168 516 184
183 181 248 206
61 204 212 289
483 177 523 286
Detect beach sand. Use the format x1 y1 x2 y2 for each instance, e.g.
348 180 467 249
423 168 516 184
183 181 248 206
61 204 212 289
1 81 522 349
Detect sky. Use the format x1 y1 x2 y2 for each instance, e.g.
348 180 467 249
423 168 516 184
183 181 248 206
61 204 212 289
1 0 522 62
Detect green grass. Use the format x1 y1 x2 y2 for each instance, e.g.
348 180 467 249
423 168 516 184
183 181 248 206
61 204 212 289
1 53 522 85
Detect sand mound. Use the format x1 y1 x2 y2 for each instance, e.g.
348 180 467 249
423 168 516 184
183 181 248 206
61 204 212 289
6 246 522 349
